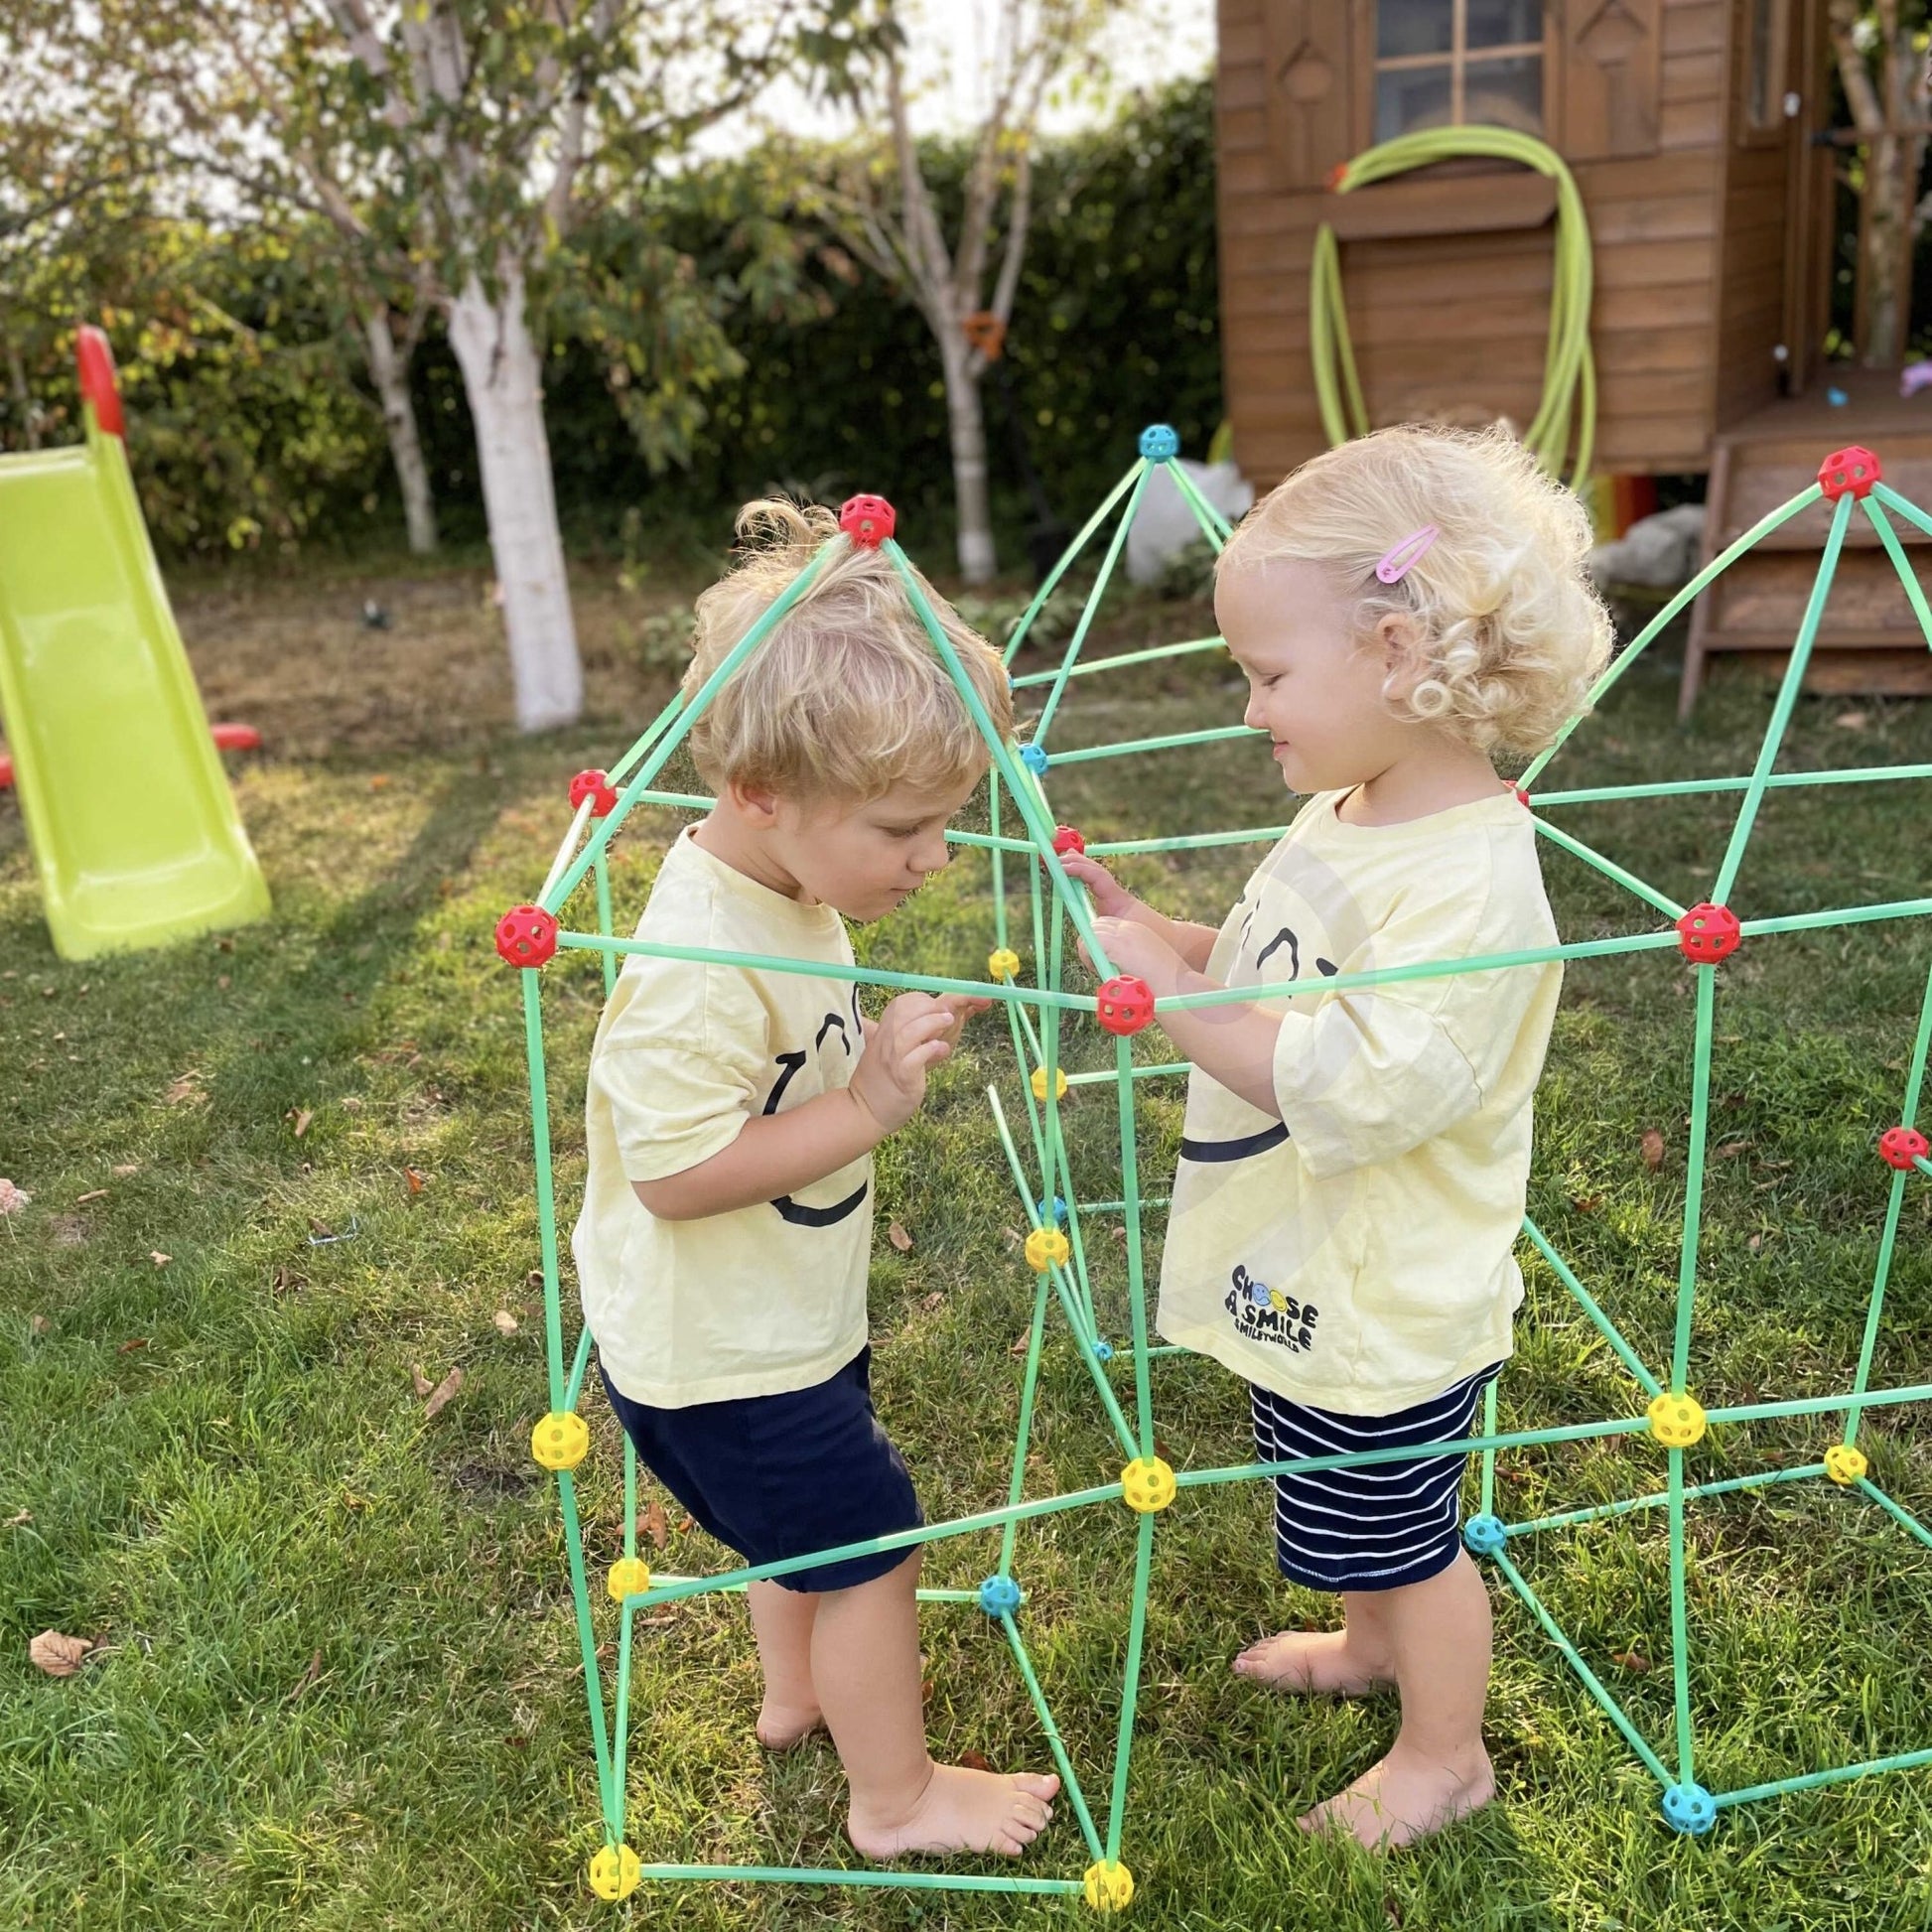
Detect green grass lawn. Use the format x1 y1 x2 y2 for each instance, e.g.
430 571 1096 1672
6 578 1932 1930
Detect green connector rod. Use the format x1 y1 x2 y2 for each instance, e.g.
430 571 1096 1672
1048 722 1264 767
1855 1478 1932 1554
1529 763 1932 808
1523 1217 1662 1397
1009 633 1227 690
633 1865 1084 1895
1002 460 1147 667
1507 1461 1821 1538
1002 1618 1107 1862
1034 464 1154 745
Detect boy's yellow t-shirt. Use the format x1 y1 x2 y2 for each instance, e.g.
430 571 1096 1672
571 827 874 1408
1155 787 1562 1416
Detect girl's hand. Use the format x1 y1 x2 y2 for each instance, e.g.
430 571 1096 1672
1056 851 1147 921
849 993 961 1135
1080 917 1185 1001
933 992 992 1050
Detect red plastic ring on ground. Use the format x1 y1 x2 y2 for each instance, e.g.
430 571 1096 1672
1817 446 1882 501
1095 975 1155 1036
569 768 619 817
1878 1126 1930 1172
495 904 559 968
1051 825 1086 858
75 325 125 439
838 494 896 547
1676 901 1740 964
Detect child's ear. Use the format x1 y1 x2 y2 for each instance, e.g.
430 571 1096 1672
727 779 780 827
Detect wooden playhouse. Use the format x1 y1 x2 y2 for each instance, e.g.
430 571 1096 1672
1214 0 1932 710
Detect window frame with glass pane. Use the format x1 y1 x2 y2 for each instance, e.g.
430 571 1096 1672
1372 0 1550 144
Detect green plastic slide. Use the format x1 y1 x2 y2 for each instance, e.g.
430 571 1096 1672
0 327 269 959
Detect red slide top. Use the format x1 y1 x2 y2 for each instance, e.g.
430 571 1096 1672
75 325 124 439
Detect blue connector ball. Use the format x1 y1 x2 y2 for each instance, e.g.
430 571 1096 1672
1462 1513 1508 1558
1660 1782 1717 1835
1020 742 1049 777
978 1574 1024 1618
1036 1194 1068 1227
1139 423 1180 461
1091 1337 1114 1363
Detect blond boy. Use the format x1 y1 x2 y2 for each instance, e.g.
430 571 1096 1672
573 499 1058 1860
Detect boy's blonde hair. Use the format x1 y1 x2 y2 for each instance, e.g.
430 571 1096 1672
1218 425 1613 758
683 498 1014 801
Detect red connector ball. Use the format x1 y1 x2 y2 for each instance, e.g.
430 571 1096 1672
495 904 559 968
1096 975 1155 1036
1676 901 1740 965
1513 785 1532 807
1879 1126 1929 1172
1817 446 1882 502
839 494 896 547
1051 825 1086 858
569 768 619 817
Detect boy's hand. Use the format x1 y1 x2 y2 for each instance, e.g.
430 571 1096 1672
933 992 992 1050
850 993 961 1135
1080 916 1186 1000
1055 851 1147 922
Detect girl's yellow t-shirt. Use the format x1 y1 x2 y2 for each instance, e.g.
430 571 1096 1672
1155 787 1562 1416
572 828 874 1408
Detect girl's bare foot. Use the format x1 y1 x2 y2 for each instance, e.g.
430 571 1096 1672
1233 1628 1395 1697
756 1696 825 1750
847 1763 1061 1861
1299 1740 1494 1850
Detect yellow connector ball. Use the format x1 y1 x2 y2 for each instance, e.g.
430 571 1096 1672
1025 1226 1071 1273
988 947 1023 983
1083 1859 1135 1913
1647 1391 1707 1449
1032 1065 1069 1103
532 1410 590 1471
1120 1456 1175 1514
588 1843 641 1902
1824 1443 1868 1486
607 1556 652 1601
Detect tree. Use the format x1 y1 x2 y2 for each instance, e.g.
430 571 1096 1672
816 0 1110 585
77 0 867 732
1828 0 1931 364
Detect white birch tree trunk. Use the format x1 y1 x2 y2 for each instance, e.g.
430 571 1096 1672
447 268 584 732
940 332 997 584
361 303 438 554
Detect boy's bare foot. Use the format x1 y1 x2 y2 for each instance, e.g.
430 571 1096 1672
1233 1628 1394 1697
756 1697 825 1750
1299 1740 1494 1851
847 1763 1061 1861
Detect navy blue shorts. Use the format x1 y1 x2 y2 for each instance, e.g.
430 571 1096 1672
1250 1364 1501 1593
598 1346 922 1594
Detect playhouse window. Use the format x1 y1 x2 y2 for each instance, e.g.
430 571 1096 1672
1374 0 1547 141
1745 0 1790 131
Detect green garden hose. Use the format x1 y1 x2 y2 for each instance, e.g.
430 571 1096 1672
1311 126 1596 487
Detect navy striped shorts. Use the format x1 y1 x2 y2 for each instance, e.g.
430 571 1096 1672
1250 1364 1501 1592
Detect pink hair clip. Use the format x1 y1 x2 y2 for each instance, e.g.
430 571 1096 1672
1375 524 1440 585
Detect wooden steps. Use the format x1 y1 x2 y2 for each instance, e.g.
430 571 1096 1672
1679 380 1932 718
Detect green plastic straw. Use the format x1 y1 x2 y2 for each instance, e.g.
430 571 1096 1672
1508 1462 1821 1538
1861 498 1932 646
1009 633 1226 689
1492 1549 1673 1786
1523 1217 1662 1398
1164 453 1237 543
1855 1478 1932 1553
1671 968 1719 1394
632 1865 1083 1894
556 1467 619 1835
1530 763 1932 808
1035 464 1154 744
1002 1616 1106 1862
1531 815 1687 920
1002 460 1147 667
1716 1746 1932 1809
1000 1268 1055 1578
1047 722 1263 767
520 972 568 1406
1104 1511 1157 1863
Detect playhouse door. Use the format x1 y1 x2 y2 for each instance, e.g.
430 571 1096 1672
1782 0 1837 387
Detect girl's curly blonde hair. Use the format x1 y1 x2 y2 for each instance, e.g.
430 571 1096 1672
684 498 1013 801
1218 424 1613 758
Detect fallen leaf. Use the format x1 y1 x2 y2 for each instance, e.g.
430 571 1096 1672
526 1269 544 1290
369 773 391 790
340 1098 362 1114
216 974 231 991
342 1492 369 1512
1610 1649 1651 1673
1748 1234 1764 1252
286 1649 323 1702
290 1109 314 1139
29 1630 91 1677
491 1310 519 1336
403 1168 426 1194
920 1291 945 1312
5 1507 31 1528
410 1364 433 1397
1834 709 1868 730
111 1164 140 1177
1001 1226 1023 1247
73 1189 107 1205
642 1501 669 1551
887 1220 913 1253
504 1733 530 1749
0 1178 31 1214
163 1070 205 1107
1010 1334 1031 1357
422 1366 465 1419
116 1338 149 1354
958 1749 993 1772
1640 1129 1666 1172
1569 1192 1604 1215
676 1515 694 1534
29 1314 49 1335
149 1251 171 1268
1715 1140 1750 1161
